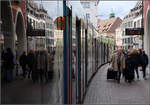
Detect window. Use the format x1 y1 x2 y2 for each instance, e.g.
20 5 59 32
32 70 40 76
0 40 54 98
128 22 130 27
128 38 130 43
81 2 90 8
137 20 140 27
125 38 127 43
141 19 143 27
134 22 136 28
50 24 53 29
125 23 127 28
86 13 90 19
131 21 133 27
131 37 133 43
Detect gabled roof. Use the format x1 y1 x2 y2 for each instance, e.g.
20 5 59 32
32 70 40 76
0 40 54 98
97 17 122 34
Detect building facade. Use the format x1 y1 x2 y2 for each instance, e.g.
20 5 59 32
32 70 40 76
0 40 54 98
1 0 27 56
121 1 143 50
80 0 99 28
26 0 54 51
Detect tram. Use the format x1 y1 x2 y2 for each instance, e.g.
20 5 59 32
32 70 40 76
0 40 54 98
53 1 115 104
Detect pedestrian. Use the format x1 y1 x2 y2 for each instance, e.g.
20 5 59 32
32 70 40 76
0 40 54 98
117 49 125 83
130 49 140 79
4 48 14 82
15 50 19 76
44 50 50 82
112 51 119 81
1 49 6 82
27 50 36 79
19 51 27 78
125 50 135 83
140 51 149 80
36 50 47 83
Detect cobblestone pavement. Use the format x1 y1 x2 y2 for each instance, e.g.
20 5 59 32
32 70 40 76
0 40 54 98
1 77 56 104
84 64 150 104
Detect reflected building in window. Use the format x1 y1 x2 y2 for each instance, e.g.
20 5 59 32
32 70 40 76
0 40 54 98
80 0 99 28
26 0 54 51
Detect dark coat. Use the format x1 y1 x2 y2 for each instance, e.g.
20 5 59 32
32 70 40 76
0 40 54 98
19 54 27 67
27 53 35 69
4 51 14 69
125 55 135 80
140 54 149 66
126 55 135 71
130 53 141 67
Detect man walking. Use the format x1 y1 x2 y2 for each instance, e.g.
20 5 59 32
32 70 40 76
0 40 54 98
19 51 27 78
140 51 149 80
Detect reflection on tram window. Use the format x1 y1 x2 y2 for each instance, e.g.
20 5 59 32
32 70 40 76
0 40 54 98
1 0 134 104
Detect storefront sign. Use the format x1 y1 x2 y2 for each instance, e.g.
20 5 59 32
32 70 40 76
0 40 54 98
27 29 45 36
125 28 144 35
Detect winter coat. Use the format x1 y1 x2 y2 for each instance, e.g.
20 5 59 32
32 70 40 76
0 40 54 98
130 53 140 67
27 53 35 69
36 52 47 71
112 53 125 72
120 53 126 72
112 53 118 71
125 55 135 72
4 51 14 69
19 54 27 67
140 54 149 66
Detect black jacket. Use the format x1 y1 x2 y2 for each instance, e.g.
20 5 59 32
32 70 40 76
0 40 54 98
4 51 14 68
27 53 35 69
19 54 27 67
140 54 149 66
130 53 141 67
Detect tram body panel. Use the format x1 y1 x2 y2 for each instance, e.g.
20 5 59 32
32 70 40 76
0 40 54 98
53 1 114 104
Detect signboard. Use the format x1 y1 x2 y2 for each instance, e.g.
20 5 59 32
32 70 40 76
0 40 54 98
125 28 144 35
27 29 45 36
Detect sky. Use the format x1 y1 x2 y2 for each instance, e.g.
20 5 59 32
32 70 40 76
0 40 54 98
98 1 137 19
35 1 137 20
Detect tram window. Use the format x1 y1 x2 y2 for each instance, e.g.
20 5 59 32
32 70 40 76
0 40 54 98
81 2 90 8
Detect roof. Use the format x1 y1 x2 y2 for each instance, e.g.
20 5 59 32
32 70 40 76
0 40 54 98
97 17 122 34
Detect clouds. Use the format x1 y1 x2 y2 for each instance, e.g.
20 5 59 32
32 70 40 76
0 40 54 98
98 1 137 19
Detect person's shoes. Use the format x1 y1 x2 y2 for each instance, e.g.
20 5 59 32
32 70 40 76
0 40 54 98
144 77 147 80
